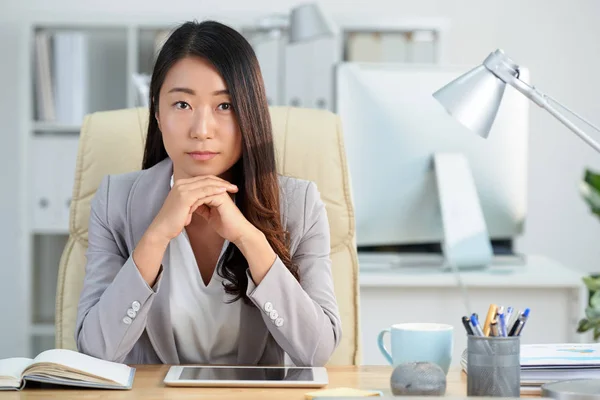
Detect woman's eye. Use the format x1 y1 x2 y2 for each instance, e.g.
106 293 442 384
174 101 190 110
218 103 233 111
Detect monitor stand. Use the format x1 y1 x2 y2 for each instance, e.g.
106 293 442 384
433 152 493 271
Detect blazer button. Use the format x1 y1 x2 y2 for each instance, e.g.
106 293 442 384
264 302 273 313
275 317 284 327
269 310 278 320
132 301 141 312
127 308 137 319
122 316 132 325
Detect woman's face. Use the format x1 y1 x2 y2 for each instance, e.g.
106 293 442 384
156 56 242 181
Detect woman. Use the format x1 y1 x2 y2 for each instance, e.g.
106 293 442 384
75 20 341 367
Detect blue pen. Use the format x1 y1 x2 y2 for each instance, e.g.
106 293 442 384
517 308 530 336
505 307 514 327
498 310 507 337
470 314 485 336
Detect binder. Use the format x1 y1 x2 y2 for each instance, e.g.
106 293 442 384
53 32 89 125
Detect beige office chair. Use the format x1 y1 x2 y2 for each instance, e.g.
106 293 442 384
55 106 361 365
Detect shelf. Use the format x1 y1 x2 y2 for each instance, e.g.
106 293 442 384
32 227 70 235
359 255 585 288
31 323 55 336
32 121 81 133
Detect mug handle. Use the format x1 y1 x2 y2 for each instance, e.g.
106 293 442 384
377 328 393 364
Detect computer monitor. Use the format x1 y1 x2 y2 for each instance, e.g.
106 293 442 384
335 63 529 254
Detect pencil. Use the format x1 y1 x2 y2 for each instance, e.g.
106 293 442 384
490 321 499 337
483 304 498 336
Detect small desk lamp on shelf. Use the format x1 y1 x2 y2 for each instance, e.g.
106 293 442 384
433 48 600 400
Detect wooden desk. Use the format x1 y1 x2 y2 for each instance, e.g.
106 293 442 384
3 366 535 399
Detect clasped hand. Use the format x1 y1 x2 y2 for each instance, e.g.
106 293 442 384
149 175 254 244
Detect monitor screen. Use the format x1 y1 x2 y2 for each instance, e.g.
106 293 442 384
336 63 529 248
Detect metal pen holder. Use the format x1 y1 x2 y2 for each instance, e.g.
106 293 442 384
467 335 520 397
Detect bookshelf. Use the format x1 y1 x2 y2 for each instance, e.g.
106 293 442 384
24 21 169 357
21 17 447 358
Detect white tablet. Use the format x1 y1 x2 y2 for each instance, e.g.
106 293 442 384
164 365 328 388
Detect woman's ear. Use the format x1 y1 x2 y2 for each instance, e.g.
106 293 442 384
154 110 161 131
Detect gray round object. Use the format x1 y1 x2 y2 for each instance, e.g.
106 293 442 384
390 362 447 396
542 379 600 400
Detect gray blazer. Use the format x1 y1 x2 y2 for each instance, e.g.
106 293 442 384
75 158 342 366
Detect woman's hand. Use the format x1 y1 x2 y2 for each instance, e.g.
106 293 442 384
144 174 276 285
191 183 255 244
146 175 240 242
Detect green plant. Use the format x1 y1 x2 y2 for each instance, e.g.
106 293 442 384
577 169 600 339
580 168 600 219
577 276 600 340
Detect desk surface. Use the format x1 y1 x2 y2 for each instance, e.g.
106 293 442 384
4 366 537 399
359 254 584 288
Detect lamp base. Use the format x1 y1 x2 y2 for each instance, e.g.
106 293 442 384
542 379 600 400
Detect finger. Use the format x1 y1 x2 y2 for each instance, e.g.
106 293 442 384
177 178 238 194
190 192 228 210
184 213 192 226
177 175 237 189
179 185 227 207
195 204 210 220
192 185 231 202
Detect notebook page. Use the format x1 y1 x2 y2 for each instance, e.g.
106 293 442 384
0 358 33 385
29 350 132 387
521 343 600 367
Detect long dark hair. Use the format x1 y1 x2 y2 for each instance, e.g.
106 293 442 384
142 20 298 303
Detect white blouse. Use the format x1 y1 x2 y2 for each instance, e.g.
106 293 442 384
168 177 241 364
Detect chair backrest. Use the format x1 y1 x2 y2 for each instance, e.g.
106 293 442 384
55 106 361 365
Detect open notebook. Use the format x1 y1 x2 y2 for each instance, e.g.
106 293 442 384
0 349 135 390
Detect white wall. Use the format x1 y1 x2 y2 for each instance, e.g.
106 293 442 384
1 0 600 357
0 10 30 358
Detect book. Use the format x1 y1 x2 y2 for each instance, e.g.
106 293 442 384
34 31 55 121
53 31 89 125
0 349 135 390
461 343 600 391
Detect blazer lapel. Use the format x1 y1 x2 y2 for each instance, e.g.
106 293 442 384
128 158 180 364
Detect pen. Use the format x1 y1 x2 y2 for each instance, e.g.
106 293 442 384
462 316 475 335
483 304 498 336
490 320 499 337
508 308 521 331
505 307 514 329
504 307 514 336
497 308 507 337
516 308 530 336
470 314 485 336
509 315 524 336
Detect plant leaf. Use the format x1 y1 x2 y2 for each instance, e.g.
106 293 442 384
580 180 600 211
591 292 600 309
594 326 600 341
583 276 600 292
585 169 600 192
586 307 600 321
578 318 593 333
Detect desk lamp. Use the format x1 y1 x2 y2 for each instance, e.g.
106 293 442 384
434 49 600 400
433 49 600 151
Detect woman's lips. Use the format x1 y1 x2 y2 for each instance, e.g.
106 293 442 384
188 151 218 161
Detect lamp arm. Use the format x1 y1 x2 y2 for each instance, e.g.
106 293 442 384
505 74 600 153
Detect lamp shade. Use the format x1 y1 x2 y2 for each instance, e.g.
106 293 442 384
433 49 523 138
432 64 507 139
289 3 337 43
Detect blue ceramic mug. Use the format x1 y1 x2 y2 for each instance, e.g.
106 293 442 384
377 323 453 374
